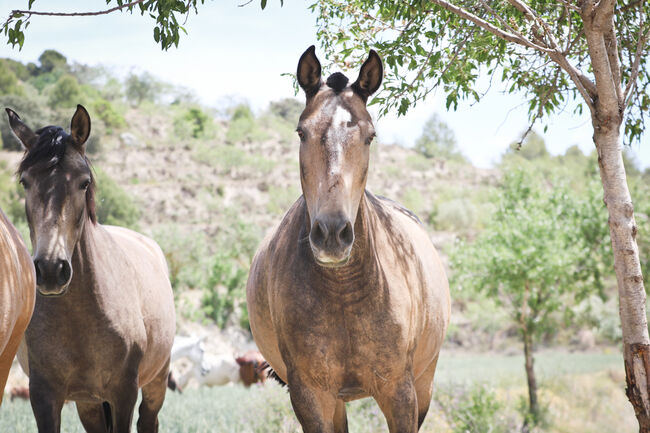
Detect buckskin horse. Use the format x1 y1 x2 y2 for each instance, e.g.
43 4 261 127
246 46 451 433
6 106 175 433
0 208 35 406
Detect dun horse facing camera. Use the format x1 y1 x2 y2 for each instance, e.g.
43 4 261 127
6 106 175 433
247 46 451 433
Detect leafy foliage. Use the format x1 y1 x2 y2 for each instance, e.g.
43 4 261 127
310 1 650 144
94 168 141 229
201 218 261 330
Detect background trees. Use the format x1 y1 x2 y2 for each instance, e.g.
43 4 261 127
452 168 609 426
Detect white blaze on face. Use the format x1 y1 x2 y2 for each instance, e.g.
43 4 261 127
327 105 352 175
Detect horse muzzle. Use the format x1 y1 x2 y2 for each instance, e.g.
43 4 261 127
34 257 72 297
309 213 354 267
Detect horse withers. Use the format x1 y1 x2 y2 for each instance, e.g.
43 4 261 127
246 47 451 433
6 106 176 433
0 208 35 406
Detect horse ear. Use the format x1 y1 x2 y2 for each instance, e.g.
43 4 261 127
352 50 383 102
70 104 91 152
297 45 322 98
5 108 37 150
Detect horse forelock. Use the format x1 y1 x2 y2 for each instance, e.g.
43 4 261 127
18 126 97 224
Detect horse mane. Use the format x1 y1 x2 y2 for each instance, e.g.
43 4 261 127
18 126 97 224
326 72 349 94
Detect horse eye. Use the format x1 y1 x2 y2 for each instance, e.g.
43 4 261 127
80 179 91 190
19 178 29 189
365 134 376 146
296 128 305 141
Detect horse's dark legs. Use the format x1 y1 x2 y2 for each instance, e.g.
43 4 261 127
29 374 65 433
333 399 349 433
137 361 170 433
375 375 418 433
110 378 139 433
287 371 337 433
76 402 109 433
414 356 439 430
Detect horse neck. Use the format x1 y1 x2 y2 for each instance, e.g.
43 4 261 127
68 220 102 298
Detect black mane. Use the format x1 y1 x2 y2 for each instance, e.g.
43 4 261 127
326 72 349 94
17 125 97 224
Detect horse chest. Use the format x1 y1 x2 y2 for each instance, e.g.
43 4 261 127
278 280 412 390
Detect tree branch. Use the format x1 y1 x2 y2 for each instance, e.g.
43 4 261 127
623 11 650 105
7 0 148 18
426 0 555 53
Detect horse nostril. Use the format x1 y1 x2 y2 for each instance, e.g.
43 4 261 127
33 259 44 286
56 260 72 286
310 219 328 247
337 220 354 247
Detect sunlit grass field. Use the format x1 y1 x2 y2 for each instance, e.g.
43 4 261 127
0 350 635 432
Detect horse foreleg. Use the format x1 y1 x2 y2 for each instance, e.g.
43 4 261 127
110 378 138 433
76 401 110 433
287 371 338 433
375 375 418 433
137 360 170 433
333 399 349 433
29 374 65 433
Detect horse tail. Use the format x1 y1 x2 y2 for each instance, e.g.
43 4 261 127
257 361 287 387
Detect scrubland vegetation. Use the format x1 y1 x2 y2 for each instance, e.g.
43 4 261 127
1 50 649 431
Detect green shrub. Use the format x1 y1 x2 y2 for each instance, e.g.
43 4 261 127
174 107 215 140
435 199 477 232
202 219 260 330
154 226 210 292
48 75 82 109
94 169 140 229
91 98 126 132
0 93 50 151
268 98 303 123
226 104 268 144
438 385 509 433
0 60 24 96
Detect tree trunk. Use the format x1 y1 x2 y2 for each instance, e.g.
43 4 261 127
523 330 539 424
594 122 650 433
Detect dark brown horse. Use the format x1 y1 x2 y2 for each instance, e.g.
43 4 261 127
6 106 176 433
246 47 451 433
0 208 35 406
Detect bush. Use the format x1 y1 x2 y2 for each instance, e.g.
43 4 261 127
0 93 50 151
268 98 303 123
154 226 210 292
48 75 82 109
91 98 126 132
94 169 140 229
0 60 24 96
226 104 267 144
202 219 260 330
434 199 477 232
125 72 161 106
173 107 215 140
437 385 510 433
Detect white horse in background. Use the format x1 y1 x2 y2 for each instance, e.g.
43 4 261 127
171 335 241 389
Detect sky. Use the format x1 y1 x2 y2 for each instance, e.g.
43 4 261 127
1 0 648 169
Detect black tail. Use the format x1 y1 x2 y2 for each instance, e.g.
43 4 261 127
258 361 287 387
